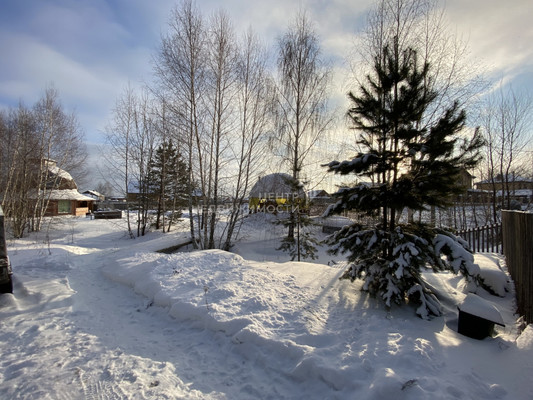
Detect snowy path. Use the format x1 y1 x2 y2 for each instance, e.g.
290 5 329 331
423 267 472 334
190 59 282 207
0 221 334 399
66 248 297 399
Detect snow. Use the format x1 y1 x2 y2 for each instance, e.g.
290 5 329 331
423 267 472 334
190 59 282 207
1 216 533 399
475 254 511 297
458 294 505 326
434 233 481 276
44 189 96 201
516 325 533 350
48 164 74 182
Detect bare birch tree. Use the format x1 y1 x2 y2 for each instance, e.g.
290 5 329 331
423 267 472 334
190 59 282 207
0 87 86 237
154 0 206 248
0 104 37 238
220 28 274 250
480 85 533 221
201 10 240 249
357 0 484 122
130 91 157 237
153 1 276 249
103 85 137 238
274 11 332 239
31 86 86 232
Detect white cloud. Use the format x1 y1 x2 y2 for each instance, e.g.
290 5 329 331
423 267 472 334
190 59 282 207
1 0 531 145
446 0 533 80
0 32 101 100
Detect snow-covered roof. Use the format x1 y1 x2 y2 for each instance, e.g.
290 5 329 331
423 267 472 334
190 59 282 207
27 189 93 201
38 159 78 190
249 173 305 199
308 189 330 199
477 175 533 184
492 189 533 197
45 189 95 201
83 190 104 200
472 188 533 197
83 190 103 197
48 165 74 181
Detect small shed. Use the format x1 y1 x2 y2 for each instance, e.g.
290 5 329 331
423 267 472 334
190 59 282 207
249 173 306 213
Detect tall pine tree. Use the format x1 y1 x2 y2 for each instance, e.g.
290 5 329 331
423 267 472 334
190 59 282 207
325 45 485 318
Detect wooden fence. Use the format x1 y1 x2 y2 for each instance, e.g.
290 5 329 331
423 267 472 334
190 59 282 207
502 211 533 324
457 223 502 254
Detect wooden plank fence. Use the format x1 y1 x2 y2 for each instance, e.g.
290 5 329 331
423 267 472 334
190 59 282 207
457 223 502 254
502 211 533 324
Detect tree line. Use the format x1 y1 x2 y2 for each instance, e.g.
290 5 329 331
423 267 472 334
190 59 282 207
103 1 332 250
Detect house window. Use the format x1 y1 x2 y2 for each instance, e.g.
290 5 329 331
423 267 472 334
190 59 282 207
58 200 71 214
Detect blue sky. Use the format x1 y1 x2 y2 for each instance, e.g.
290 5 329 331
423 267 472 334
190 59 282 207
1 0 532 145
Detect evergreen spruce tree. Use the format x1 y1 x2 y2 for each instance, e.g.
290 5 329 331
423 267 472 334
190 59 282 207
325 45 485 318
147 140 188 230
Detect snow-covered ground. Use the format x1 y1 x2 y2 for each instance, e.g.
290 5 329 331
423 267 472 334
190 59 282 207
1 214 532 399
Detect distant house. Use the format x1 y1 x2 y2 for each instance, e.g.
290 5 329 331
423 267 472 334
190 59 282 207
35 159 95 217
308 189 330 200
475 175 533 204
44 189 95 216
82 190 105 201
249 173 306 213
126 181 158 204
307 189 331 216
476 175 533 192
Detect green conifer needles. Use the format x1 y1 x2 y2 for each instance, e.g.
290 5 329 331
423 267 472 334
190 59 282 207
325 46 484 318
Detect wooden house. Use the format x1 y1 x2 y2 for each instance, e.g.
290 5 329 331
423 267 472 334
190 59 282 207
36 159 95 216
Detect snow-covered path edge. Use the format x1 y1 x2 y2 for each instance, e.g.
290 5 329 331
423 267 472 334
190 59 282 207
103 245 533 400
